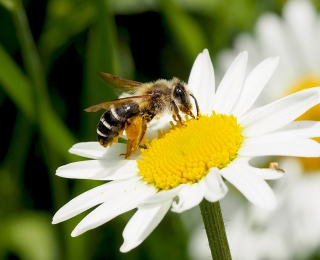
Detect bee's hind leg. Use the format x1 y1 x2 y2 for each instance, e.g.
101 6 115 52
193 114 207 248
121 115 148 159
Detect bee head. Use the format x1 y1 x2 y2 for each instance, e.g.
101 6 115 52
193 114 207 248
172 81 194 116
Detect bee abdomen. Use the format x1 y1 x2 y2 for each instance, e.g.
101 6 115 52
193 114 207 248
97 103 140 147
97 110 124 146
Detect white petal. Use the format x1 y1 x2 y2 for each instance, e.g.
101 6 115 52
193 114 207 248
251 167 284 180
139 184 184 208
220 160 277 209
244 121 320 140
197 49 215 113
213 51 248 114
265 121 320 139
52 177 141 224
231 57 279 116
238 157 284 180
240 87 320 136
203 168 228 202
171 183 204 213
71 182 156 236
120 200 172 252
56 159 137 180
188 50 204 99
239 136 320 157
188 49 215 112
69 142 140 160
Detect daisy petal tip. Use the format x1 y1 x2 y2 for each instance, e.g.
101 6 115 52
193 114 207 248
119 245 128 253
120 241 140 253
170 206 184 214
202 48 209 56
55 167 73 178
263 201 277 210
269 56 280 67
119 245 129 253
240 50 248 59
51 213 63 224
51 219 58 225
55 169 65 177
255 196 277 210
71 228 82 237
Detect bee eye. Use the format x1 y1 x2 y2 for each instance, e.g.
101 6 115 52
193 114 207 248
174 83 188 105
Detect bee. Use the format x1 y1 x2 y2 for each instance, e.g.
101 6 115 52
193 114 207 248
85 72 199 159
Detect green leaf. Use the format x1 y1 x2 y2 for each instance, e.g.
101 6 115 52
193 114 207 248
0 45 77 162
0 44 34 119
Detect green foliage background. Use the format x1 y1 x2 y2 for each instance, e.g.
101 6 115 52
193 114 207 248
0 0 313 259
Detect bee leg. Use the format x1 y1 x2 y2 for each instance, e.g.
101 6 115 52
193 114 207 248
188 110 195 119
190 93 200 118
172 114 183 124
121 115 147 159
171 102 184 125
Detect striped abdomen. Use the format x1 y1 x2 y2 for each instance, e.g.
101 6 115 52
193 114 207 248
97 102 140 146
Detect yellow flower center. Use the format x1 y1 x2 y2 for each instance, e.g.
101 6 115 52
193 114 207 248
137 113 243 191
286 75 320 172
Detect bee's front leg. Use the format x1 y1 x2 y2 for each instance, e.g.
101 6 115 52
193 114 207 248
171 101 184 125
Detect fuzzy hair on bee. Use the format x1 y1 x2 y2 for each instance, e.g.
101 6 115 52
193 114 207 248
85 73 199 159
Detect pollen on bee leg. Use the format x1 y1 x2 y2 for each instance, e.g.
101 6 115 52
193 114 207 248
142 137 151 149
141 137 149 147
157 129 164 138
109 136 119 147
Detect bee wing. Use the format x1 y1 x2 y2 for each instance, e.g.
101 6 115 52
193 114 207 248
84 94 152 112
97 72 142 91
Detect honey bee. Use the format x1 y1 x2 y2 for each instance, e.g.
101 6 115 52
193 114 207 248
85 72 199 159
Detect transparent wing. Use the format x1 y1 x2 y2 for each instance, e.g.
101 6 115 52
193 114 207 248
97 72 143 91
84 94 152 112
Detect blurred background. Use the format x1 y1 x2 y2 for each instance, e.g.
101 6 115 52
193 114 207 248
1 0 320 259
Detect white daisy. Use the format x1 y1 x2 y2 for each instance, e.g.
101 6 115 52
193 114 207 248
52 49 320 253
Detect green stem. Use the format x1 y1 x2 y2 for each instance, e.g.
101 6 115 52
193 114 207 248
11 0 48 142
12 0 48 100
199 199 232 260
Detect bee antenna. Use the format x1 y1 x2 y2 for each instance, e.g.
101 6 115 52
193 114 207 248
190 93 200 117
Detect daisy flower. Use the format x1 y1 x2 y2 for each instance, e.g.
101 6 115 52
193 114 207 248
212 0 320 258
52 48 320 253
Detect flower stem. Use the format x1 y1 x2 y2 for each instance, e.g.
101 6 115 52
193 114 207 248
199 199 232 260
